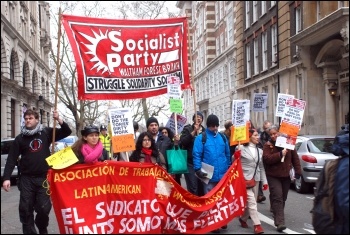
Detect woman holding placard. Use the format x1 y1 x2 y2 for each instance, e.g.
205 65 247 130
262 124 302 232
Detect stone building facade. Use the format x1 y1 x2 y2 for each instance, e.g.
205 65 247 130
1 1 52 139
177 1 349 135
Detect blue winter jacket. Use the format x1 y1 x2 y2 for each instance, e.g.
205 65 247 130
192 129 231 183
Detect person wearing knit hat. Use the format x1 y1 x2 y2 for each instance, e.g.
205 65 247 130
180 111 206 197
206 114 220 128
192 111 204 122
146 116 173 172
192 113 231 232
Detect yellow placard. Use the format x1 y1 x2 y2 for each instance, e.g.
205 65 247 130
230 122 250 146
112 134 136 153
46 147 79 169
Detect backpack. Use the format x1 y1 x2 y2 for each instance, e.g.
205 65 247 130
201 131 227 145
311 158 339 234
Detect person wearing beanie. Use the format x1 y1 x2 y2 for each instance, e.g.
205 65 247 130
192 113 231 233
146 116 174 171
180 111 206 197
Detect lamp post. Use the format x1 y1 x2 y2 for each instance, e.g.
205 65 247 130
38 95 44 124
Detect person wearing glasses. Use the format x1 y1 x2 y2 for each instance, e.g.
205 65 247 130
192 114 231 233
129 132 167 170
159 126 182 185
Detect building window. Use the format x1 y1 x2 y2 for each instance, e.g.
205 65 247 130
253 1 258 23
10 53 15 80
220 33 225 53
338 1 345 8
317 1 321 21
227 13 233 46
245 2 250 29
216 37 220 56
271 1 276 7
271 24 277 65
215 1 220 24
261 1 267 15
246 44 251 79
296 7 302 32
254 38 259 75
262 32 268 71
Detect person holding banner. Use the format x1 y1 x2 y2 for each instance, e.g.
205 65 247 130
180 111 206 196
235 129 267 234
2 109 72 234
71 125 109 164
129 132 167 169
193 114 231 232
262 124 302 232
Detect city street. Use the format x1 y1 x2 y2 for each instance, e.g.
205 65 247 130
1 179 315 234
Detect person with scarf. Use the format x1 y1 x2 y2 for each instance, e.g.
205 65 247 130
234 129 267 234
71 125 109 164
129 132 167 170
2 109 72 234
262 124 302 232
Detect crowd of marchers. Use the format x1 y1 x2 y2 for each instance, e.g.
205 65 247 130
2 108 348 234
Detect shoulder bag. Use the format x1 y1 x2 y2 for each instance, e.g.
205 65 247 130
246 147 260 189
166 146 188 174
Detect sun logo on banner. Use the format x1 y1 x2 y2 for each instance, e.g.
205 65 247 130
79 30 111 74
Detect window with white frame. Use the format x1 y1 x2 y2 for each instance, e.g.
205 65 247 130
338 1 345 8
201 44 205 69
206 77 209 98
216 37 220 56
220 1 225 21
220 33 225 53
245 1 250 29
214 70 218 96
253 1 258 23
254 38 259 75
215 1 220 24
229 60 235 89
261 1 267 15
227 13 234 46
198 9 203 36
296 7 301 32
209 74 214 98
271 24 277 65
202 76 206 100
246 44 251 79
219 67 223 93
262 32 268 70
271 1 276 7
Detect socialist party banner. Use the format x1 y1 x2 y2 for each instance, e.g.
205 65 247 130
47 160 247 234
61 15 191 100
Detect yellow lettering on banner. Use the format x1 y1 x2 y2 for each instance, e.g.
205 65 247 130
119 167 129 176
46 147 79 169
54 166 115 182
74 184 142 199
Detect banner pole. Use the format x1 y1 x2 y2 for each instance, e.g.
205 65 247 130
186 16 197 120
51 7 62 154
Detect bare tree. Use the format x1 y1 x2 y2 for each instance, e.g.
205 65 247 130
49 1 180 135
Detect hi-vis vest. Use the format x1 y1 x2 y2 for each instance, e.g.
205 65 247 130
99 134 111 152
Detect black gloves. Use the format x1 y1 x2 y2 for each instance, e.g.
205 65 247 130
195 170 207 179
295 173 301 179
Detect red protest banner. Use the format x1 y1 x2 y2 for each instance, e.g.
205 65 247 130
61 15 191 100
47 159 247 234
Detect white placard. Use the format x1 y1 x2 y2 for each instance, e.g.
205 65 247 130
252 93 268 112
165 113 187 134
167 76 182 99
108 108 134 136
276 93 294 117
232 100 250 127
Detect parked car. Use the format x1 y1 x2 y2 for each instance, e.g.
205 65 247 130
57 136 78 147
1 138 19 183
50 142 69 154
293 135 338 193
